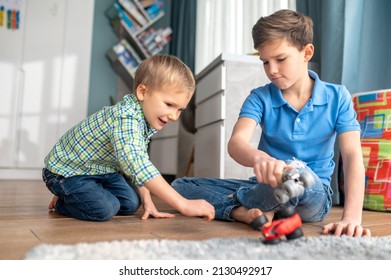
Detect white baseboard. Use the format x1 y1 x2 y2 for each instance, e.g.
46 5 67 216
0 168 42 180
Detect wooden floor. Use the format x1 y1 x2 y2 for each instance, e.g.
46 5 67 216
1 179 391 260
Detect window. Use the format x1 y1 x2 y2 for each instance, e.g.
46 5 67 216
195 0 296 74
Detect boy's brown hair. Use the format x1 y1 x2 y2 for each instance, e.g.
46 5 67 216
252 9 313 51
133 54 195 95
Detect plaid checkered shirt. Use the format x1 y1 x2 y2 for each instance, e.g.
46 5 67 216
44 94 160 187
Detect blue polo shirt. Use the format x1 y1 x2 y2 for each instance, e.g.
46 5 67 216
239 70 360 185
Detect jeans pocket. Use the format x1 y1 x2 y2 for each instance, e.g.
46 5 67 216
42 168 54 184
42 168 65 194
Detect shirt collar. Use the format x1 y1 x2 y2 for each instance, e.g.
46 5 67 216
309 70 328 105
271 70 328 108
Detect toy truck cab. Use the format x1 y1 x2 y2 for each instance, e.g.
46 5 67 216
251 205 304 244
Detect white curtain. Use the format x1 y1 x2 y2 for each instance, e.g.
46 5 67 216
195 0 296 74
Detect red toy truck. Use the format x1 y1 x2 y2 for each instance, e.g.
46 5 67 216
251 205 304 244
251 170 315 244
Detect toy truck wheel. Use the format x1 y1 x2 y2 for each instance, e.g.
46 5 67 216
285 227 304 240
262 238 281 245
274 205 296 220
299 172 315 188
274 188 289 204
250 214 269 230
281 179 303 198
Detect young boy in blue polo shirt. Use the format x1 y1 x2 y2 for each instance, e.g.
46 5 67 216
172 9 371 237
42 54 214 222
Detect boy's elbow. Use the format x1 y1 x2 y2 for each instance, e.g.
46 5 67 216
227 139 236 158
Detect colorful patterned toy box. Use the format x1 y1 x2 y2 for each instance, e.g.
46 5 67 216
352 89 391 211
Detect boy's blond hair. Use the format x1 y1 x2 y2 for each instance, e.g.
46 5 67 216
252 9 313 51
133 54 195 95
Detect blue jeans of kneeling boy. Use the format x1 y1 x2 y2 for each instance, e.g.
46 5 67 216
42 168 140 221
172 165 333 222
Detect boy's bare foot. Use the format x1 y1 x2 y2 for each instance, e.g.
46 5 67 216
48 196 58 211
230 206 274 226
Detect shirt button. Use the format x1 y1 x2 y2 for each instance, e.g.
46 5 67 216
296 118 301 123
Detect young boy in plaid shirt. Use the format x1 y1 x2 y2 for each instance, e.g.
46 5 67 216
42 55 214 222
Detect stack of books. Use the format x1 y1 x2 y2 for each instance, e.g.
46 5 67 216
140 0 165 20
108 0 165 34
106 0 170 84
112 39 143 77
137 27 172 56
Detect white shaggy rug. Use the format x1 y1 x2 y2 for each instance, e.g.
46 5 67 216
24 236 391 260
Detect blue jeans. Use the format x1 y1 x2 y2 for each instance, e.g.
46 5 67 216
42 168 140 221
172 166 333 222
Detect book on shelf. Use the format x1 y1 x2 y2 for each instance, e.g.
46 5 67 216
154 27 172 45
138 0 156 8
112 39 143 76
113 2 140 33
137 26 172 55
121 39 143 64
118 0 148 26
131 0 155 21
144 0 165 19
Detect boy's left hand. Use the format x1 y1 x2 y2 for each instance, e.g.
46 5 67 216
140 200 175 220
322 221 371 237
140 209 175 220
137 185 175 220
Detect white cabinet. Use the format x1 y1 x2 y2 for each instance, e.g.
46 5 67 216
149 121 179 176
0 0 94 179
194 53 268 179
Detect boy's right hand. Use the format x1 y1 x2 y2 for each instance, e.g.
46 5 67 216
253 157 292 188
143 176 215 221
180 199 215 221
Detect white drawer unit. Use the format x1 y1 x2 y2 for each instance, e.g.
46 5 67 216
194 121 225 177
149 121 179 176
196 63 226 104
194 53 268 179
195 92 225 128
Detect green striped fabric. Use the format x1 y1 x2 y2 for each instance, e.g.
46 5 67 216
44 94 160 187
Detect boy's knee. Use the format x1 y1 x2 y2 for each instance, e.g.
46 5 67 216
295 203 329 223
89 199 121 221
299 213 324 223
118 196 141 215
171 178 185 188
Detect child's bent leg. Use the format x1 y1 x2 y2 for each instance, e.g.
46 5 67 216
233 166 332 222
103 172 141 215
172 177 255 221
234 181 282 213
294 168 333 222
54 187 120 221
234 166 332 222
230 206 274 225
43 169 123 221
